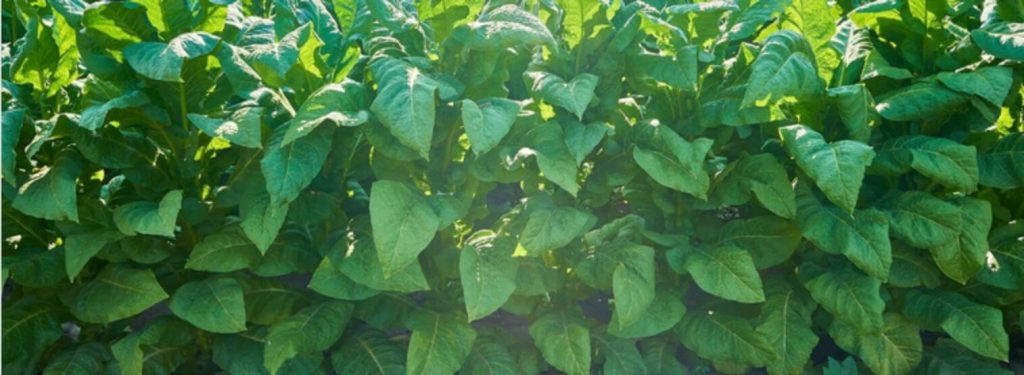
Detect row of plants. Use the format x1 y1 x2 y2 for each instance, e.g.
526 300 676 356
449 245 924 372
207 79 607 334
2 0 1023 373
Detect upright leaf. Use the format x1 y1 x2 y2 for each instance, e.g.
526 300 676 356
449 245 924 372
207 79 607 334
780 125 875 213
369 181 440 277
113 189 183 238
369 58 438 159
406 311 477 375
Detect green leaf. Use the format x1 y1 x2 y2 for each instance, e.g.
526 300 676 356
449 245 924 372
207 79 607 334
742 31 824 107
212 330 323 375
530 309 591 375
829 314 922 375
2 301 63 372
188 107 263 148
169 278 247 333
308 257 379 301
971 23 1024 61
936 198 993 285
874 136 980 192
65 230 123 280
634 132 714 200
611 244 656 327
937 67 1014 106
710 153 796 219
799 262 884 333
42 343 109 375
875 82 968 121
796 184 892 280
461 231 519 321
260 122 334 205
518 206 595 256
562 119 607 165
369 58 438 159
780 0 839 81
640 338 686 375
979 133 1024 189
111 318 194 375
68 264 169 324
124 32 220 82
886 191 962 249
917 339 1014 374
12 151 83 222
525 122 582 195
780 125 875 213
335 229 430 293
556 0 602 48
592 332 648 374
369 180 440 277
282 81 370 146
113 189 183 238
240 181 289 254
331 329 405 375
11 15 79 97
676 309 777 367
461 98 519 155
526 71 599 119
827 84 876 142
682 245 765 303
185 226 262 272
463 336 519 375
716 216 802 269
78 91 151 131
903 290 1009 361
264 301 354 375
756 282 818 375
406 311 477 375
465 4 556 49
608 285 686 339
2 109 25 184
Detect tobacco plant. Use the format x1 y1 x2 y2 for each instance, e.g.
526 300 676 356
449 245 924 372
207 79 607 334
3 0 1024 373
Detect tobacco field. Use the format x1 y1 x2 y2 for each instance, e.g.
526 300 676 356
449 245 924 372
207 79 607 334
2 0 1024 373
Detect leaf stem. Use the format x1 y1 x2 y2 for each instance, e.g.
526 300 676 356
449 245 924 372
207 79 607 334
179 82 189 130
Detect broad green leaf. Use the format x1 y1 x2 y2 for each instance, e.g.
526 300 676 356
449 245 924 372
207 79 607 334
634 134 714 200
971 23 1024 61
930 197 991 284
42 343 109 375
68 265 169 324
827 84 875 142
330 329 405 375
780 125 875 213
829 314 922 375
917 339 1014 374
461 98 519 155
526 71 599 119
640 338 686 375
519 206 595 256
556 0 602 48
889 245 942 289
937 67 1014 106
11 15 78 97
461 232 519 321
406 311 477 375
463 336 519 375
188 107 263 148
113 189 183 238
525 122 581 195
608 285 686 339
756 282 818 375
676 309 777 367
796 182 891 280
465 4 555 49
169 278 247 333
12 151 83 222
3 301 63 372
282 81 370 146
260 122 334 205
369 180 440 277
562 119 606 165
611 244 656 327
710 153 796 219
369 58 438 159
742 31 823 107
716 216 802 269
78 91 151 131
682 245 765 303
530 309 591 375
264 301 354 375
2 109 24 184
721 0 790 42
308 257 379 301
780 0 839 81
886 191 962 248
111 318 194 375
626 48 699 92
241 278 307 326
240 181 289 254
592 333 648 374
979 133 1024 189
875 82 968 121
243 24 312 86
335 230 430 293
799 262 884 333
65 230 123 280
212 329 324 375
185 226 262 272
903 291 1009 361
124 32 220 82
873 136 979 192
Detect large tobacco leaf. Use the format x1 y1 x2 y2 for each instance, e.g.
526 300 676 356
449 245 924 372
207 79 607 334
3 0 1023 374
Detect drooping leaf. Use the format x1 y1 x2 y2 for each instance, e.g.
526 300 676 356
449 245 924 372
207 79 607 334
264 301 354 375
682 245 765 303
710 153 796 219
169 278 247 333
937 67 1014 106
12 151 83 222
64 230 123 280
68 264 169 324
464 4 556 49
756 281 818 375
124 32 220 82
42 343 109 375
406 310 477 375
903 290 1009 361
634 131 714 200
930 197 991 284
282 81 370 146
875 82 968 121
799 262 885 333
185 226 263 272
780 125 875 213
742 31 824 107
113 189 183 238
188 107 263 148
530 309 591 375
260 122 334 205
796 184 892 280
979 133 1024 189
829 314 922 375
